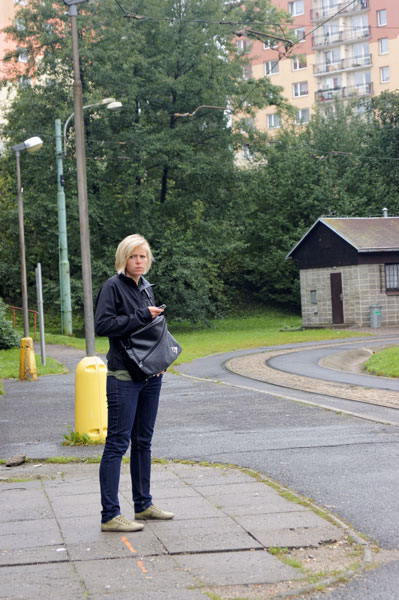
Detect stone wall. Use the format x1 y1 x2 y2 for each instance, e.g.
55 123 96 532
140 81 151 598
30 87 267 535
300 264 399 327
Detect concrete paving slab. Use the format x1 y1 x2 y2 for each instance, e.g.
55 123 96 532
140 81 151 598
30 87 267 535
45 478 100 498
148 516 263 554
236 511 344 548
66 531 167 561
48 492 102 518
204 491 308 516
255 525 345 548
0 545 68 567
0 485 51 523
236 509 342 531
74 555 197 598
132 495 222 520
193 480 276 498
176 549 303 585
0 518 63 550
0 561 86 599
181 471 254 487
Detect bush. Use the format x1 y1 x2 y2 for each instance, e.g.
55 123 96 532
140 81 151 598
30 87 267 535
0 299 19 349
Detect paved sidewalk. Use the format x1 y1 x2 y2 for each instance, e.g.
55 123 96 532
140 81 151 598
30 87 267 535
1 460 358 599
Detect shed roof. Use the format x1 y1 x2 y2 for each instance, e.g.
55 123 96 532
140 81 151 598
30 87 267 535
287 217 399 258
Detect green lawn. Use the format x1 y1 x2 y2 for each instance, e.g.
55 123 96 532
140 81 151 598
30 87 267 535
45 308 365 364
363 346 399 378
0 348 67 393
1 308 367 391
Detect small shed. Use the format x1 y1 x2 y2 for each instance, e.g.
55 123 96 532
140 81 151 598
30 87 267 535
287 216 399 327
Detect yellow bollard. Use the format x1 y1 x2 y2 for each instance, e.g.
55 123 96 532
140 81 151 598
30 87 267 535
75 356 108 443
19 337 37 381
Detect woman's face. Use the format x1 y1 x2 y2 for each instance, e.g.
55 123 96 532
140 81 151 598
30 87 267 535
125 245 148 283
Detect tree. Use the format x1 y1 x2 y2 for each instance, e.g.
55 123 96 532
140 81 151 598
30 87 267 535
239 99 396 307
0 0 291 323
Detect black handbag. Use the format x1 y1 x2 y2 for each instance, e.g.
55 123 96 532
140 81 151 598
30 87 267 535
118 315 182 381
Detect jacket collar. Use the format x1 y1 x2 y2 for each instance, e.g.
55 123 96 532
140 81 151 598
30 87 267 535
118 273 154 291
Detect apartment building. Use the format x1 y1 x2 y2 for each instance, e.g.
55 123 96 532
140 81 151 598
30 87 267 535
242 0 399 134
0 0 24 139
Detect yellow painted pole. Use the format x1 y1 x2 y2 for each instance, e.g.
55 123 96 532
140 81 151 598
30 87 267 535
19 337 37 381
75 356 107 442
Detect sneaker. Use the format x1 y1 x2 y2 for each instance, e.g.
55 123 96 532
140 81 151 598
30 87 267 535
135 504 175 520
101 514 144 532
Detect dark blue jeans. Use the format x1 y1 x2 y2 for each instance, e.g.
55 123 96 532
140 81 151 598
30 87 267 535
100 375 162 523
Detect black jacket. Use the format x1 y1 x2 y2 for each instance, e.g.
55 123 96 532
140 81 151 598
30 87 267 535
95 273 155 370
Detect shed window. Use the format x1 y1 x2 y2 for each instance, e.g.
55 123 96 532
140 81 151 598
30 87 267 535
385 264 399 291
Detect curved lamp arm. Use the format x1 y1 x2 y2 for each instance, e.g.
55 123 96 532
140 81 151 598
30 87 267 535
63 98 122 155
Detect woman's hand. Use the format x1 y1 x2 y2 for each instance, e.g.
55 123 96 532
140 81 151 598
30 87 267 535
148 306 165 319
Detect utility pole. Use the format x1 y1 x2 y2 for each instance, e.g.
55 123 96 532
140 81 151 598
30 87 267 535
55 119 73 336
64 0 95 356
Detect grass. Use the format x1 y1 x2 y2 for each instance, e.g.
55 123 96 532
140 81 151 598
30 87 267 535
0 347 67 380
42 307 366 365
1 308 367 385
363 345 399 378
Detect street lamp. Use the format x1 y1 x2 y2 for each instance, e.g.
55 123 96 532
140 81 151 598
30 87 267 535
63 98 122 156
55 98 122 336
12 135 43 381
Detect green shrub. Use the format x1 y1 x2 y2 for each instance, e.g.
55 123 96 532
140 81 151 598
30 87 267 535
0 299 19 349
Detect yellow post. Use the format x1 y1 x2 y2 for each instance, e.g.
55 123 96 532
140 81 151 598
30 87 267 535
75 356 108 443
19 337 37 381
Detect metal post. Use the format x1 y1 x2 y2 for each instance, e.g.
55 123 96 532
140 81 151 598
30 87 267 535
35 263 46 366
69 4 95 356
55 119 73 335
15 150 29 338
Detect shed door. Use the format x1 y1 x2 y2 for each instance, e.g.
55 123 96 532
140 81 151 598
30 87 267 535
330 272 344 324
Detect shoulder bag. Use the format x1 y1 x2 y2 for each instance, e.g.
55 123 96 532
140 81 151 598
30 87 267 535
118 315 182 381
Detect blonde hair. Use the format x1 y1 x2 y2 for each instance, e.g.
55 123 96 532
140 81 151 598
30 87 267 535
115 234 153 275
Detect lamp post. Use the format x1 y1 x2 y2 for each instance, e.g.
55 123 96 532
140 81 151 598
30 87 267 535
55 99 121 336
12 135 43 381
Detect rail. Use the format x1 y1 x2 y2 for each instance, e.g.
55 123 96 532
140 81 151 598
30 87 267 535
7 305 38 341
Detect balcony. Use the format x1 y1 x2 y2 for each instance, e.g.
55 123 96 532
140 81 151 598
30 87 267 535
311 0 368 22
315 82 373 102
312 26 370 48
314 54 372 75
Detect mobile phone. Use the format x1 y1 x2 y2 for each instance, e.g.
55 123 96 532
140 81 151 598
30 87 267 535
158 304 166 309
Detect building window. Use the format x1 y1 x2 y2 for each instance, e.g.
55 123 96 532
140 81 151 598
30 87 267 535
263 40 278 50
386 264 399 291
293 27 306 42
377 9 387 27
17 48 29 63
264 60 279 75
242 64 252 79
380 66 390 83
237 38 251 53
295 108 310 123
379 38 388 54
241 117 255 132
288 1 304 16
14 0 27 4
292 55 307 70
293 81 308 97
267 113 281 129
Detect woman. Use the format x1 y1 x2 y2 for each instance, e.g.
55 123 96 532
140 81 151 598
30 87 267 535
95 234 174 532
